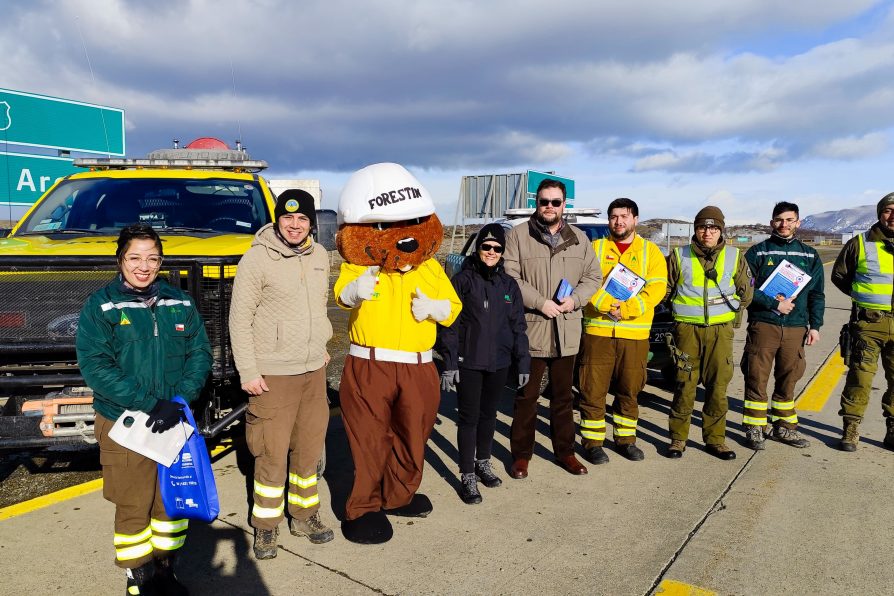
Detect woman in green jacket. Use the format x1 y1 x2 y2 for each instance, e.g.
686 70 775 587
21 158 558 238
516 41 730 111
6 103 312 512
76 224 211 596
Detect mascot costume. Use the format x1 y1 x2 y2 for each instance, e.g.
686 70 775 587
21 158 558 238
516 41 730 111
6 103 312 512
335 163 462 544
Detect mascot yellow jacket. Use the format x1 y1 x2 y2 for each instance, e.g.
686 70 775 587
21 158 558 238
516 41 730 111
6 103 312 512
335 260 461 351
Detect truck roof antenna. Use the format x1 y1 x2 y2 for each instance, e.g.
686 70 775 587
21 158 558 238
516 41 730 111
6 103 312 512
75 16 113 159
230 58 243 153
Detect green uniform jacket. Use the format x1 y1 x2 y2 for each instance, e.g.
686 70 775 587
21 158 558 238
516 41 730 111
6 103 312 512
744 234 825 329
76 278 212 421
831 222 894 309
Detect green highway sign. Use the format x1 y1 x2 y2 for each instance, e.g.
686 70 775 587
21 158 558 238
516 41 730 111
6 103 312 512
0 88 125 156
0 151 78 206
526 170 575 208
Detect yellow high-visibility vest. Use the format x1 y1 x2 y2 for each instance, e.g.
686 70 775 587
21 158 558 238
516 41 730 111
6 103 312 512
852 232 894 311
672 245 740 325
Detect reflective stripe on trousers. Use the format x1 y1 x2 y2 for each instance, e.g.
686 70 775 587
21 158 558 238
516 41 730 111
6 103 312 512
611 413 638 437
579 418 606 441
288 473 320 508
114 526 153 562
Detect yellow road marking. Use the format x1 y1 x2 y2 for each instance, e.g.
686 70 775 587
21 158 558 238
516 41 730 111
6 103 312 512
0 478 103 521
211 444 233 457
656 579 717 595
798 352 848 412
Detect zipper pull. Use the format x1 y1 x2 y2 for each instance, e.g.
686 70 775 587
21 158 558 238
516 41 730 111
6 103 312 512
484 298 489 311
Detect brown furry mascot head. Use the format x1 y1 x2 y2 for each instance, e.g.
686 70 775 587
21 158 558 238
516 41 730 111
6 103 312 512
336 163 443 273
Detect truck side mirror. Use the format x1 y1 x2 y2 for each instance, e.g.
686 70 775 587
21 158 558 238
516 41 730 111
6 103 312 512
0 228 10 238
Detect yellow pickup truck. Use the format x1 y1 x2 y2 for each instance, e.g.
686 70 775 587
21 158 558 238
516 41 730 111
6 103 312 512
0 138 275 449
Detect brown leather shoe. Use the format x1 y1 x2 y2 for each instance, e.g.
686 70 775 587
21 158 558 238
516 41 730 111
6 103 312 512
510 458 529 479
556 454 588 475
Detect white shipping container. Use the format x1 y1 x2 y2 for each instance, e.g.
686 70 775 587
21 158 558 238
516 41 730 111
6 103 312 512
266 179 322 209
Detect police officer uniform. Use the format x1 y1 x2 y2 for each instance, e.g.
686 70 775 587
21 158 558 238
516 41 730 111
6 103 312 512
831 193 894 451
666 206 753 459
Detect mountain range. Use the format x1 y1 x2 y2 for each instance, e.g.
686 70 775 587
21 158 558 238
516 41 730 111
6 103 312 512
800 204 876 233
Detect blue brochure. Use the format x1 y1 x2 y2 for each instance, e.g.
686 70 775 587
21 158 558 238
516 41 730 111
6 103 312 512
554 278 573 302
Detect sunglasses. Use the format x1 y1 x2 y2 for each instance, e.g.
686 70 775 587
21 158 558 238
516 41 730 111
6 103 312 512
479 243 504 253
538 199 563 208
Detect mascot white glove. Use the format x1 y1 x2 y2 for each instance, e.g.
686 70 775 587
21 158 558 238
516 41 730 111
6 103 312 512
412 287 451 322
339 266 379 307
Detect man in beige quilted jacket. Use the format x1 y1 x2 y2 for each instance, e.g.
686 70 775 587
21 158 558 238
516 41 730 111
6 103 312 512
229 189 335 559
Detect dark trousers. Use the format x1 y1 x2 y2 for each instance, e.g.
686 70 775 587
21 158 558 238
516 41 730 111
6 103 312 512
740 322 807 429
456 366 509 474
339 354 440 520
511 355 576 460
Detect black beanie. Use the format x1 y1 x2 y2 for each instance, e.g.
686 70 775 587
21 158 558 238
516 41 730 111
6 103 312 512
274 189 317 228
476 223 506 251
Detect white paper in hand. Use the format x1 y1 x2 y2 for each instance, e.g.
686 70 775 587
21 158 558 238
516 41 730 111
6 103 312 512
108 409 195 467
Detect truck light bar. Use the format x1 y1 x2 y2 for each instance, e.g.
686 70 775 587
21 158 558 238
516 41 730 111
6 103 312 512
73 157 269 172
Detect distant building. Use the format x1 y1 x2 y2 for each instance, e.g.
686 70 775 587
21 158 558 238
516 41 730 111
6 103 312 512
266 179 322 209
842 229 868 244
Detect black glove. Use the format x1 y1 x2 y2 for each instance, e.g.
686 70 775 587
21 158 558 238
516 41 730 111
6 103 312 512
145 399 185 434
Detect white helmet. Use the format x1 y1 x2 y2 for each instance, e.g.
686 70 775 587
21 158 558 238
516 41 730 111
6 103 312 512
337 162 435 224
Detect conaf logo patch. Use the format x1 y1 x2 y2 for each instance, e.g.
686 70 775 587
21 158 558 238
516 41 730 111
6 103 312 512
47 313 80 337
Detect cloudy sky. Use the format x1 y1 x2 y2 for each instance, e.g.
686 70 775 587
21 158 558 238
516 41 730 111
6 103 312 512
3 0 894 223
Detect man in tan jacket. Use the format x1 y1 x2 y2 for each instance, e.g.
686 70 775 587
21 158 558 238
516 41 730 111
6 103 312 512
229 189 334 559
503 178 601 478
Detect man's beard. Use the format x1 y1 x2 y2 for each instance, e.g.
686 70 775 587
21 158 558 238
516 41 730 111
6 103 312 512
610 227 633 242
536 211 560 227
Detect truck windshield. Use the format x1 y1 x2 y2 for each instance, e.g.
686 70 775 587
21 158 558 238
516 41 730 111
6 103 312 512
17 177 270 235
579 224 610 241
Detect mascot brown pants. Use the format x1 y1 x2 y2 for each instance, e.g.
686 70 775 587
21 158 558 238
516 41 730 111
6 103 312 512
339 353 440 520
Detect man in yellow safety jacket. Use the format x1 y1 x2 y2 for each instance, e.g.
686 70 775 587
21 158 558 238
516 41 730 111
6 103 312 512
580 198 667 464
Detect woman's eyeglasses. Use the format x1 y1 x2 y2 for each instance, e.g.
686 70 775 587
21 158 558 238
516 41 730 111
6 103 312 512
538 199 563 208
124 255 163 269
479 243 504 253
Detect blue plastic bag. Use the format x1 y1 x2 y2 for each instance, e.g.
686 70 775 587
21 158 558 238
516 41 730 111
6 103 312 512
157 396 220 522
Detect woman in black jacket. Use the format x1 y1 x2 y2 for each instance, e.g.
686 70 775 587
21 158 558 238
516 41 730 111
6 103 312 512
438 223 530 504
